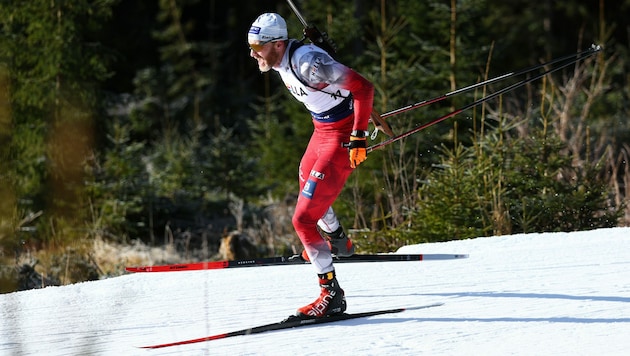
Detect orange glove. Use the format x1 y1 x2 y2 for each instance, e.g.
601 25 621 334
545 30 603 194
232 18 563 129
348 131 368 168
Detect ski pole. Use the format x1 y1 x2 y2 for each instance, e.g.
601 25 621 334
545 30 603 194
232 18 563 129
367 44 602 153
380 44 603 120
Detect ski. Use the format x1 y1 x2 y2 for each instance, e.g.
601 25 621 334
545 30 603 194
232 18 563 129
125 253 468 273
140 302 444 349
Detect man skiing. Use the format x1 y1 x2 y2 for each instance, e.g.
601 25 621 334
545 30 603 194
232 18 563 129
248 13 374 319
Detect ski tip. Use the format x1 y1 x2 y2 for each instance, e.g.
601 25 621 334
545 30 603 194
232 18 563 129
403 302 444 311
405 302 444 310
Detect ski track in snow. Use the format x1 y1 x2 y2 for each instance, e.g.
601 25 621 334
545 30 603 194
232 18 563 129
1 227 630 355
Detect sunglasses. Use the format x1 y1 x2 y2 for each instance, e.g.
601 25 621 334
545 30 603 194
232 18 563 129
248 37 283 52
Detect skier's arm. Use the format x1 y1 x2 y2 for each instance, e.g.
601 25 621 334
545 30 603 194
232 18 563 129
298 51 373 132
298 51 374 167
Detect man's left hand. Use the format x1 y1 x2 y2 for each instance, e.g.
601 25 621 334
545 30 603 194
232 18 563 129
348 135 367 168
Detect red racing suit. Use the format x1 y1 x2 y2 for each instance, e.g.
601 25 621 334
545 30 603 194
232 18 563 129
273 40 374 274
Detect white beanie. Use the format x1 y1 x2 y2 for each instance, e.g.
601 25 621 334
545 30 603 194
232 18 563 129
248 13 288 42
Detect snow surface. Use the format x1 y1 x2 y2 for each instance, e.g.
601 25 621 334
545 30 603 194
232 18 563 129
1 227 630 356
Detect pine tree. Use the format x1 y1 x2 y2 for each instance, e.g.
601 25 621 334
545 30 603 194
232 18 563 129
0 0 114 249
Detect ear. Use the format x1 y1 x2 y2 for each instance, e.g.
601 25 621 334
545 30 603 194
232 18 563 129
275 40 287 50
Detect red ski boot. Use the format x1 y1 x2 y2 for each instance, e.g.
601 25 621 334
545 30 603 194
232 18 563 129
296 270 346 318
324 226 355 257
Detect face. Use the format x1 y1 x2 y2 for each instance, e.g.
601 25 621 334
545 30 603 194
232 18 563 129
249 40 283 73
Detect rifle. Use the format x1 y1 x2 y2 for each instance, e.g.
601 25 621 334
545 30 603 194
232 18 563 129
286 0 338 55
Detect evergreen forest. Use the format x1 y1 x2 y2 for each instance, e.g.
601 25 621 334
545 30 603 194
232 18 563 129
1 0 629 292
